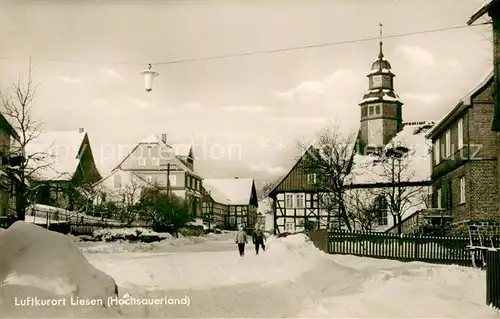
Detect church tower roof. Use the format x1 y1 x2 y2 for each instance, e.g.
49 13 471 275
359 23 401 105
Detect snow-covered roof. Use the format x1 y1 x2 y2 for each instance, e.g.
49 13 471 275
115 134 199 177
25 130 86 181
467 0 496 25
139 134 192 157
368 68 394 75
359 84 401 105
203 178 256 205
349 122 434 185
426 69 493 139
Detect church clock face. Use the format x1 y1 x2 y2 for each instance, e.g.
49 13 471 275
372 75 382 88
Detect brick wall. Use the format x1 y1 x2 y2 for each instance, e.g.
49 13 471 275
470 160 499 222
469 83 497 160
434 164 469 223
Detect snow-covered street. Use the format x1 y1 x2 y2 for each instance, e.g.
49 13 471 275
82 232 499 318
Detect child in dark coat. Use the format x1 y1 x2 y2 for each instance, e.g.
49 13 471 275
252 225 266 255
235 224 248 256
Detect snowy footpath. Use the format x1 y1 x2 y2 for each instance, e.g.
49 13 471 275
84 231 499 318
1 222 499 318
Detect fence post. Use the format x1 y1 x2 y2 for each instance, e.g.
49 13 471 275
486 249 500 309
414 234 420 260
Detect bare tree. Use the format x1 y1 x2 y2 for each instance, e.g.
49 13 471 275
371 145 428 234
297 124 358 231
260 180 278 215
117 179 144 225
0 64 53 221
345 189 382 232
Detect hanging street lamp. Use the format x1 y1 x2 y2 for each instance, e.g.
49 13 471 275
140 64 159 92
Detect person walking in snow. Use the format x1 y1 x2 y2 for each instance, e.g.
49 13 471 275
235 224 248 257
252 224 266 255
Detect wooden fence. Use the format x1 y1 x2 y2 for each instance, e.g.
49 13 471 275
317 230 500 267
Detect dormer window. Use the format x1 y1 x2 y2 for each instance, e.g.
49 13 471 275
152 157 159 166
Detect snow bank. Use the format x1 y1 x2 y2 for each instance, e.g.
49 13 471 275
0 222 121 318
92 227 172 242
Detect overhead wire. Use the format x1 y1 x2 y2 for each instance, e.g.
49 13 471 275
0 21 492 68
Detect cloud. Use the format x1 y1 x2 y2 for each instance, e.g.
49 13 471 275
274 69 359 103
97 68 123 82
399 93 441 104
180 102 203 110
133 99 156 108
92 98 108 106
225 105 266 113
57 76 82 84
249 162 287 176
269 117 327 125
393 45 435 67
445 59 461 70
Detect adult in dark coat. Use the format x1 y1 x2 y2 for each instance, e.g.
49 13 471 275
252 225 266 255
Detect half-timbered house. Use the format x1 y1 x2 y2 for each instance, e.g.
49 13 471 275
202 177 258 230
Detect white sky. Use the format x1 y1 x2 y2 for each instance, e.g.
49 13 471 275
0 0 493 187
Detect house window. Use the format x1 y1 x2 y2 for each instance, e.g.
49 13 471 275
146 175 152 183
152 157 159 166
138 158 146 166
375 104 380 114
434 138 440 165
285 222 294 232
362 107 367 117
457 117 464 150
113 174 122 188
285 194 293 208
229 216 235 225
375 196 388 226
446 181 452 210
196 180 200 190
460 176 466 204
369 106 374 115
169 175 177 186
307 173 317 184
436 187 442 209
445 130 451 158
296 194 305 208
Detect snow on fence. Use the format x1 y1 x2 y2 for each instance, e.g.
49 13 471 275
326 231 476 266
69 223 153 236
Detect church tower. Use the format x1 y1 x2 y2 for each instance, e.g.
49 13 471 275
358 24 403 155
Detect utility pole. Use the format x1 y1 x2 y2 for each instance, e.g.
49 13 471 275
166 163 171 196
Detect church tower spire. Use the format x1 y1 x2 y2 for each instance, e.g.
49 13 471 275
378 22 384 59
357 23 403 155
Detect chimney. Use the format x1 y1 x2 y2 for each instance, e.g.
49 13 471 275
78 128 84 133
161 133 167 143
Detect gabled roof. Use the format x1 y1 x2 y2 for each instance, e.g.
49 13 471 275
0 113 20 142
25 130 87 181
268 122 433 196
349 122 434 186
139 134 193 158
114 134 200 177
467 0 497 25
426 69 493 139
203 178 256 205
268 126 359 197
